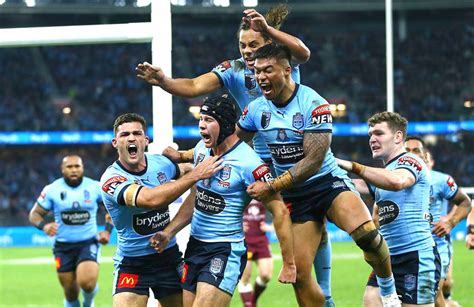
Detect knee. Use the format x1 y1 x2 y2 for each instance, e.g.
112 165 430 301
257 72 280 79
259 272 272 284
351 222 388 257
80 280 97 293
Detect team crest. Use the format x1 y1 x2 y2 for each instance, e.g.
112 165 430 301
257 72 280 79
404 274 416 291
157 172 167 184
84 190 91 203
261 112 271 129
244 73 256 90
210 257 224 274
292 112 304 129
202 178 211 188
219 165 232 181
276 129 289 142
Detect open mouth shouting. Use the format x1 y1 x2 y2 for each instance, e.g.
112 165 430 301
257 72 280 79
259 82 273 97
200 132 213 146
127 143 138 158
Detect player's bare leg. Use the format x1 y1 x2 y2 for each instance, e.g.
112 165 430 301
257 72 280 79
183 289 196 307
113 292 148 307
76 260 99 307
158 292 183 307
192 282 232 307
58 271 80 306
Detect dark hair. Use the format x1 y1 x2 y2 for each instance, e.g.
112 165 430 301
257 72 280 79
113 113 146 135
367 111 408 139
253 43 292 64
405 135 426 147
200 95 237 145
238 4 289 41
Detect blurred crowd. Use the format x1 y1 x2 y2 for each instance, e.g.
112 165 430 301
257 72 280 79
1 11 473 225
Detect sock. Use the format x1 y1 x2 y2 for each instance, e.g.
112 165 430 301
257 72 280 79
376 274 396 296
64 299 80 307
238 283 253 307
81 285 98 307
253 276 267 303
314 234 332 299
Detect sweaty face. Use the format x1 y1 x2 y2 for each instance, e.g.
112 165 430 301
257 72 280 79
254 57 290 102
199 114 220 148
368 122 400 160
404 139 427 161
61 156 84 185
239 29 269 69
112 121 149 168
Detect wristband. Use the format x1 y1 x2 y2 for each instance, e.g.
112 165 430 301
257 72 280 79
467 224 474 235
268 171 295 192
36 220 46 230
352 162 366 175
105 222 114 233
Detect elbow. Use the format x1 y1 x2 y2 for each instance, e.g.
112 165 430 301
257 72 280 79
387 178 406 191
300 47 311 63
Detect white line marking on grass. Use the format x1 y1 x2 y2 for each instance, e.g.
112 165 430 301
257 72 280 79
0 253 361 265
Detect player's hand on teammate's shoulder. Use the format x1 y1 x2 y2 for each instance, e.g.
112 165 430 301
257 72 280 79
43 222 58 237
97 230 110 245
278 262 297 284
247 181 273 202
135 61 165 86
149 231 171 253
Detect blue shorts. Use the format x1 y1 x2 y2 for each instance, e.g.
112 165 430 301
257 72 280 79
282 173 354 223
53 237 99 273
367 248 441 304
182 236 247 296
434 238 451 279
113 244 183 299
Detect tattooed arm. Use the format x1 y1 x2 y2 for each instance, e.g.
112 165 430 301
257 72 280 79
247 131 331 200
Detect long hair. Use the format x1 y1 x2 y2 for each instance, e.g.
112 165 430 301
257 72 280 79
238 4 290 41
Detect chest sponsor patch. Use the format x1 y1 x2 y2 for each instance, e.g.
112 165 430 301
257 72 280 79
61 210 91 225
267 143 305 164
311 104 332 125
132 208 170 235
195 187 226 214
102 175 128 196
252 164 273 183
396 156 422 175
377 200 399 226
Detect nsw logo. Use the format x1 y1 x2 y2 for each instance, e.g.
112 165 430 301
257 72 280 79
210 257 224 274
292 112 304 129
219 165 232 181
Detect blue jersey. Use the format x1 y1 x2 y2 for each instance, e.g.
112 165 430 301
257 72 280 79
429 170 458 247
36 177 102 243
237 83 347 197
368 153 434 255
100 153 180 258
190 139 274 242
212 58 300 159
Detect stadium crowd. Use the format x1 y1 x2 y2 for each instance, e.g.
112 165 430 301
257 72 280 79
1 11 473 226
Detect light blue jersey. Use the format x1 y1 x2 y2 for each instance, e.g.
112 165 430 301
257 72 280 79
237 83 347 197
190 139 274 242
429 170 458 277
212 58 300 159
36 177 102 243
369 153 434 255
100 153 179 258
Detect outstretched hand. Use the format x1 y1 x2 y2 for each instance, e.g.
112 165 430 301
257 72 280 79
162 146 182 163
193 155 224 180
136 62 166 86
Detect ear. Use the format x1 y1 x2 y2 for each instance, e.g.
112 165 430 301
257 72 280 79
112 138 118 149
394 131 404 144
145 135 150 146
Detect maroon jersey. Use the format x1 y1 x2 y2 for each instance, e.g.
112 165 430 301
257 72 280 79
244 200 267 239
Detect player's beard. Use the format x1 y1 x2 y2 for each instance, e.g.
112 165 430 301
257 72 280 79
65 176 83 187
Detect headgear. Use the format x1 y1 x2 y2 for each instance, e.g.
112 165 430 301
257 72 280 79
200 95 237 145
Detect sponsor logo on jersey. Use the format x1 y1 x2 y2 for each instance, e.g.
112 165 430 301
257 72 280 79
378 200 400 225
210 257 224 274
311 104 332 125
219 165 232 181
397 156 422 175
195 187 226 214
55 257 61 270
133 208 170 235
261 112 271 129
268 143 305 164
102 175 128 196
196 153 206 165
181 263 189 283
218 180 230 188
292 112 304 129
214 60 231 72
244 73 256 90
117 273 138 289
61 210 91 225
252 164 273 183
331 180 347 190
242 106 249 120
276 129 289 142
157 172 167 184
447 176 457 192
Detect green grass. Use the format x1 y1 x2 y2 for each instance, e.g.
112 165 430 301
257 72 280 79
0 241 472 306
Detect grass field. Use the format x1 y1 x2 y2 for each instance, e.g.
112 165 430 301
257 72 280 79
0 241 472 306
